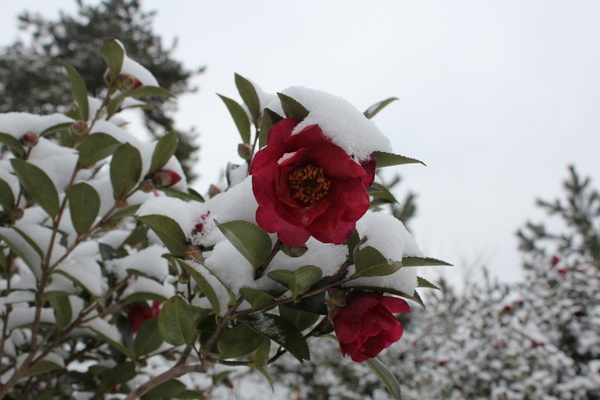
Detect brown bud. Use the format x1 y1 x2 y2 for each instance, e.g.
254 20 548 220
10 207 24 222
281 243 308 258
21 131 38 148
139 179 155 193
179 271 191 284
115 198 129 209
183 244 202 261
326 288 347 308
100 219 118 230
118 74 143 91
71 120 89 136
208 184 221 198
237 143 253 161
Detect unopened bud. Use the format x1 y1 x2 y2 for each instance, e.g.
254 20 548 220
237 143 253 161
21 131 38 147
71 120 89 136
208 184 221 198
139 179 155 193
281 243 308 258
100 219 118 230
153 170 182 188
326 288 347 308
183 244 202 261
10 207 24 222
116 198 129 209
118 74 143 91
179 271 191 284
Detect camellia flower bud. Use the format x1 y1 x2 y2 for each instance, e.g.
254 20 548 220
118 74 143 91
208 184 221 198
116 198 129 209
153 170 182 188
21 131 38 148
179 271 191 284
100 219 118 230
183 244 202 261
71 120 90 136
10 207 24 222
237 143 253 161
138 179 155 193
281 243 309 258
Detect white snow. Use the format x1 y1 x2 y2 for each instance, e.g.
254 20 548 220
281 87 393 161
6 306 55 331
106 245 169 282
0 112 74 139
55 257 107 297
121 55 159 87
120 276 175 301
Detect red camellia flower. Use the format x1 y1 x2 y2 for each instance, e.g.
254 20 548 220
250 118 376 246
128 301 162 332
332 291 410 362
152 169 182 188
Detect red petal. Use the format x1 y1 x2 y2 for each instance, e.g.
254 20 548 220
362 335 387 359
381 323 404 344
370 304 402 331
309 220 356 245
360 157 377 188
255 206 310 246
379 297 411 314
267 118 298 145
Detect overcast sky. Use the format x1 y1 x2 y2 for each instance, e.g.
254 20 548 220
2 1 599 286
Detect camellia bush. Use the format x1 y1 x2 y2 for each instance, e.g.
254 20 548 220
0 38 449 399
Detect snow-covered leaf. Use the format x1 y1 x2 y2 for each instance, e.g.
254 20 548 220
110 142 142 199
102 38 125 82
267 265 322 300
68 182 100 235
401 256 452 267
372 151 425 168
0 132 25 158
10 159 60 217
259 108 284 148
217 220 272 273
239 287 277 311
77 132 120 168
149 131 179 175
351 246 402 279
277 92 309 121
136 215 186 257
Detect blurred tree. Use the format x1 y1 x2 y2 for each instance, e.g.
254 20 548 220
0 0 203 180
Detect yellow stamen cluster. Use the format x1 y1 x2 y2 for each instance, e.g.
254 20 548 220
288 165 331 204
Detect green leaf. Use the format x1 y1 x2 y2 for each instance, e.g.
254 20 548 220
351 246 402 279
144 379 186 400
363 97 399 119
77 132 121 168
417 276 441 290
372 151 426 168
26 358 64 377
239 287 277 311
148 131 179 175
217 94 251 144
345 230 360 266
218 323 265 359
235 73 261 121
279 305 320 332
110 142 142 199
122 292 169 304
253 337 271 365
363 358 402 400
349 285 426 309
108 203 142 221
160 187 204 202
68 182 100 235
241 313 310 362
99 362 136 391
134 318 163 357
49 295 72 329
107 87 175 117
176 259 221 317
60 59 89 121
11 226 44 260
0 245 7 270
136 215 186 257
259 108 284 148
0 232 38 272
217 220 272 272
267 265 322 300
39 122 74 137
88 326 135 359
10 159 59 218
158 295 195 346
0 132 25 158
253 364 274 392
102 38 125 82
368 182 399 205
401 256 453 267
277 92 309 121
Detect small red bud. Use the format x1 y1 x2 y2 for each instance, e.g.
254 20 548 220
71 120 89 136
551 256 560 266
153 170 182 188
139 179 155 193
502 305 513 313
10 207 24 222
21 131 38 147
183 245 202 261
119 74 143 91
116 198 129 209
556 268 567 276
100 219 118 230
437 360 447 367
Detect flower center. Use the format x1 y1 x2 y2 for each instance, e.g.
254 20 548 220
288 165 331 204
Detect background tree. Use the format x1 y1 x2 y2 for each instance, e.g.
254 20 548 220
0 0 202 180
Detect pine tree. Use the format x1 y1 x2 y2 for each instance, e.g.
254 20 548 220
0 0 202 179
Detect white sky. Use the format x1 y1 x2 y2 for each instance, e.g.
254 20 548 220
2 1 599 286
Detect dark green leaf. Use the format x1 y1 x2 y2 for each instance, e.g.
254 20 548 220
351 246 402 278
136 215 186 257
241 313 310 362
267 265 322 300
40 122 74 137
363 358 402 400
144 379 186 400
149 131 179 175
218 94 251 144
0 245 7 270
158 295 194 346
417 276 441 290
176 259 221 317
217 220 272 272
10 159 59 218
0 132 25 158
134 318 163 357
349 285 426 309
253 337 271 365
402 256 453 267
368 182 399 205
113 86 175 101
60 60 89 121
0 233 38 272
88 326 135 359
11 226 44 262
239 287 277 311
345 230 360 266
277 92 309 121
363 97 399 119
218 323 265 359
68 182 100 235
77 132 121 168
110 142 142 199
26 359 64 377
235 73 261 121
49 295 72 329
253 364 274 392
177 390 205 399
102 38 125 82
109 203 142 221
259 108 284 148
372 151 426 168
160 187 204 202
279 305 320 332
99 362 136 391
122 292 169 304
